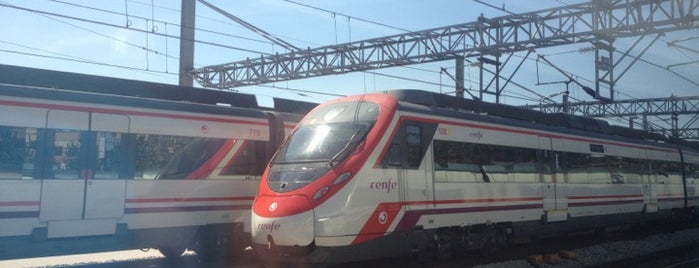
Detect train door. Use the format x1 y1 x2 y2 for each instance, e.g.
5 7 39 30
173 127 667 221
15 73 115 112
39 111 127 238
84 113 128 219
540 137 567 222
643 150 659 213
401 124 433 210
386 121 437 212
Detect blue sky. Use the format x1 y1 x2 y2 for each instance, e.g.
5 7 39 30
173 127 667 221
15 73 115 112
1 0 698 113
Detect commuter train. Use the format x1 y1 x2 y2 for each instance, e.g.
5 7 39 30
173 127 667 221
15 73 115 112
0 65 314 260
252 89 699 264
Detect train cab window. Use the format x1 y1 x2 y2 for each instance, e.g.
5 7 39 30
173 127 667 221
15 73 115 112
386 144 402 167
379 121 436 169
405 125 422 168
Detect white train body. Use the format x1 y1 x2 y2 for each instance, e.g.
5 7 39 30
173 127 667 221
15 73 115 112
252 90 699 264
0 81 307 259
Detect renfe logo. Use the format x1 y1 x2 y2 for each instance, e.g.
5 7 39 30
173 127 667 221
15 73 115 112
258 221 280 232
370 178 398 193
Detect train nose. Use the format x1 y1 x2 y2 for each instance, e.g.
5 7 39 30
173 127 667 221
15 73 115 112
252 194 315 247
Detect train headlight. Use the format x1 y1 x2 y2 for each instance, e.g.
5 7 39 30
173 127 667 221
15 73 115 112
333 172 352 185
313 186 329 200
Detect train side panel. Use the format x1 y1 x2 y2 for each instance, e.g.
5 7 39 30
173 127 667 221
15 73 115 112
0 85 300 259
684 151 699 208
251 90 698 265
0 180 41 236
313 105 693 257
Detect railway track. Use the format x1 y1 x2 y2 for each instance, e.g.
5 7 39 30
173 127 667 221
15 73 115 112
329 225 699 268
6 226 698 268
594 242 699 268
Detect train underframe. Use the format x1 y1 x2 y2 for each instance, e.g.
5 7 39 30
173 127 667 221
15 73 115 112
0 222 249 261
257 207 698 266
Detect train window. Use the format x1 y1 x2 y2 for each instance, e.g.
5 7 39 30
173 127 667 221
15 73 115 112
220 140 269 177
50 129 82 180
651 160 683 184
686 164 698 184
589 144 605 153
2 118 272 181
564 152 606 184
92 132 134 179
433 140 543 183
0 126 31 179
562 152 649 184
0 126 91 179
433 140 482 182
133 134 198 179
154 138 225 180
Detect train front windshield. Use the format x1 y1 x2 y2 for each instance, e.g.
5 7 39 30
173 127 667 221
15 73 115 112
268 100 379 193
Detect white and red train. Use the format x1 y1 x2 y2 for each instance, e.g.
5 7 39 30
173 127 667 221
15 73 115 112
252 89 699 264
0 66 313 260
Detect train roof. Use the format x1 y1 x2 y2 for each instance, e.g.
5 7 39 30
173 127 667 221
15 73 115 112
386 89 699 151
0 83 268 119
0 64 316 115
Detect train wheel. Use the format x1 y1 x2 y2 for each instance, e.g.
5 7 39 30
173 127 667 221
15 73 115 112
158 245 187 259
480 224 509 257
435 230 454 259
192 223 246 262
412 230 454 264
192 233 233 262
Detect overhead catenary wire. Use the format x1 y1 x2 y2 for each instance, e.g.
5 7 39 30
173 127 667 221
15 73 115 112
281 0 654 104
48 0 275 46
7 1 175 60
10 1 550 102
2 0 454 97
281 0 411 33
275 0 484 93
1 39 96 64
257 84 345 98
59 0 315 54
3 0 696 108
612 48 699 88
0 48 177 81
197 0 300 52
0 2 273 56
288 0 698 103
668 35 699 44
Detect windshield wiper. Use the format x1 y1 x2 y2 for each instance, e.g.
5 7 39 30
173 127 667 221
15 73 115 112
273 159 330 165
329 126 367 167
